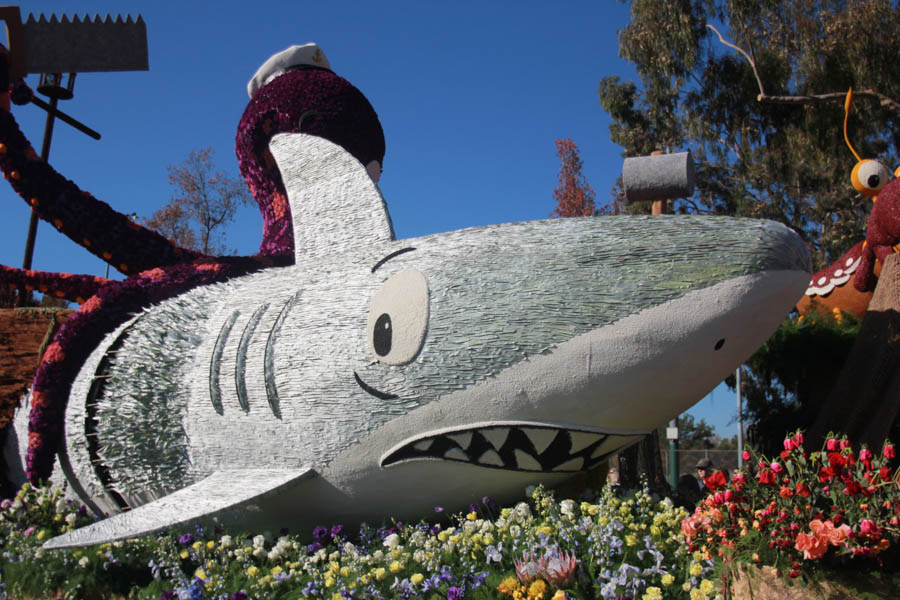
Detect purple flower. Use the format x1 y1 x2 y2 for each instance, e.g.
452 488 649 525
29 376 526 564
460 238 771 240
434 506 444 513
23 527 35 537
230 592 249 600
307 542 322 553
312 525 329 543
160 591 176 600
330 524 344 540
178 533 193 546
447 586 463 600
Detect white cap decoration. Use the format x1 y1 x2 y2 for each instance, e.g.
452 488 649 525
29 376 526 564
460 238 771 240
247 43 332 98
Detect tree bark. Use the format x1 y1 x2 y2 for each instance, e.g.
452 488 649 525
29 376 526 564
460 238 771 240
809 254 900 448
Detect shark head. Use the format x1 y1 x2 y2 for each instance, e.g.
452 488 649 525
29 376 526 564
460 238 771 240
36 132 809 547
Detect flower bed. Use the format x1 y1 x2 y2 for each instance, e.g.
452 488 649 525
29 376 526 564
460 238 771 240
682 432 900 596
1 482 714 599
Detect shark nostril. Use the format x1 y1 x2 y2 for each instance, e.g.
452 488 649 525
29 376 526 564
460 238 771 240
714 338 725 351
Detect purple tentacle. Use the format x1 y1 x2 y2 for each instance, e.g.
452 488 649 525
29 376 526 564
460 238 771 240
0 265 109 302
0 109 206 276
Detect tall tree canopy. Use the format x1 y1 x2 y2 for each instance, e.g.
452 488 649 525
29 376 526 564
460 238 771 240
551 138 597 218
599 0 900 270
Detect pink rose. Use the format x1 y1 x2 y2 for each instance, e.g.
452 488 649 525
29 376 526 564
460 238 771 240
793 432 804 445
884 444 896 460
859 448 873 462
770 462 784 474
826 438 839 451
741 450 751 461
860 519 876 535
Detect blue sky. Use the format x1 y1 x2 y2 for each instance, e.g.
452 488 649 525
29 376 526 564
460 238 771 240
2 1 740 437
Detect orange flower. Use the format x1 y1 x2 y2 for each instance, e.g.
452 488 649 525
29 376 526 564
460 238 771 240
795 532 828 560
779 486 793 499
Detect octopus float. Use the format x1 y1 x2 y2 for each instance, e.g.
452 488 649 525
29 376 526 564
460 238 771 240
0 44 385 485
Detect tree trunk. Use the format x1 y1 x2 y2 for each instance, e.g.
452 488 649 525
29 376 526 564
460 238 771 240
808 254 900 449
617 431 668 490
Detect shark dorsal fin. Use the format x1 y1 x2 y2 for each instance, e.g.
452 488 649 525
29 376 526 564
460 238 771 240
269 133 395 263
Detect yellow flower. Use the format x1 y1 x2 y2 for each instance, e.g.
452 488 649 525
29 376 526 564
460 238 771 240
192 541 202 550
206 540 215 550
410 573 424 585
194 568 207 580
389 560 403 574
537 525 553 537
325 576 335 588
438 530 450 542
332 594 342 600
180 550 189 559
467 511 477 521
360 574 370 585
699 579 714 594
501 508 511 519
689 562 703 577
692 550 704 561
271 566 283 576
36 530 47 541
374 567 387 581
642 587 663 600
497 576 519 595
246 566 259 577
527 579 547 599
551 591 566 600
690 588 708 600
340 566 350 577
661 573 675 586
625 534 638 547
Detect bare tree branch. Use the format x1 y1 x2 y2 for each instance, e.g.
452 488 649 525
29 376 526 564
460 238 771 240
706 24 900 116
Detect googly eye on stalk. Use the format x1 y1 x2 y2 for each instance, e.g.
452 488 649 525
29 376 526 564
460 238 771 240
843 88 893 198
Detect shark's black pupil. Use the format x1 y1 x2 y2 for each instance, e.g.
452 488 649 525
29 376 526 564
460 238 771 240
374 313 392 356
868 174 881 188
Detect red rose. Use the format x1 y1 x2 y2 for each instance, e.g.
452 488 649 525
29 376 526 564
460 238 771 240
796 482 811 498
758 469 776 485
884 444 896 460
779 486 794 499
843 481 861 496
826 438 839 451
705 470 728 491
742 450 751 461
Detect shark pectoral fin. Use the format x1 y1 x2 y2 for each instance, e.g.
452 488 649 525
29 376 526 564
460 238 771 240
43 468 315 549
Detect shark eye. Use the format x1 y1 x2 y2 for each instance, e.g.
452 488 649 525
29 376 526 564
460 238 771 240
851 160 891 196
367 270 429 365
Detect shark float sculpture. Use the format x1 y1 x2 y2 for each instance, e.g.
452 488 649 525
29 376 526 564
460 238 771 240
1 44 810 548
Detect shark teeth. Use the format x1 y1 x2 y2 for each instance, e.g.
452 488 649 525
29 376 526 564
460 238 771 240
382 424 643 473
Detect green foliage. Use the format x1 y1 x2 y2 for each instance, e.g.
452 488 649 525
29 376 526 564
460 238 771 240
735 311 860 455
600 0 900 268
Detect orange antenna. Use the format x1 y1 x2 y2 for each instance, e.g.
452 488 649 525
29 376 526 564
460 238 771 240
844 87 863 162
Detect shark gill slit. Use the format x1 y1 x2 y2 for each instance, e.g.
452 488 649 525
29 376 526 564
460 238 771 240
235 304 269 412
209 310 240 414
264 294 297 419
85 323 138 512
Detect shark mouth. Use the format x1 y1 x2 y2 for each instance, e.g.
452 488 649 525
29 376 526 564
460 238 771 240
381 423 647 473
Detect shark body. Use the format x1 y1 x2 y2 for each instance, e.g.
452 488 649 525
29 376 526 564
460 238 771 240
6 133 809 548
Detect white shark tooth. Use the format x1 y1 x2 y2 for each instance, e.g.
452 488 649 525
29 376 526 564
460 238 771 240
569 431 599 455
514 449 542 471
553 457 584 472
443 447 469 462
448 432 473 449
477 449 504 467
479 428 509 452
521 427 556 455
591 442 611 460
413 439 434 452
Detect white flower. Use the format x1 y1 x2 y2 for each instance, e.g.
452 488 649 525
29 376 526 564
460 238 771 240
252 548 266 559
509 525 522 538
220 535 233 548
560 499 575 517
343 542 357 557
268 549 281 561
462 521 476 534
514 502 531 519
383 533 400 549
65 513 77 526
55 499 67 513
252 534 266 549
78 556 90 568
372 550 384 561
